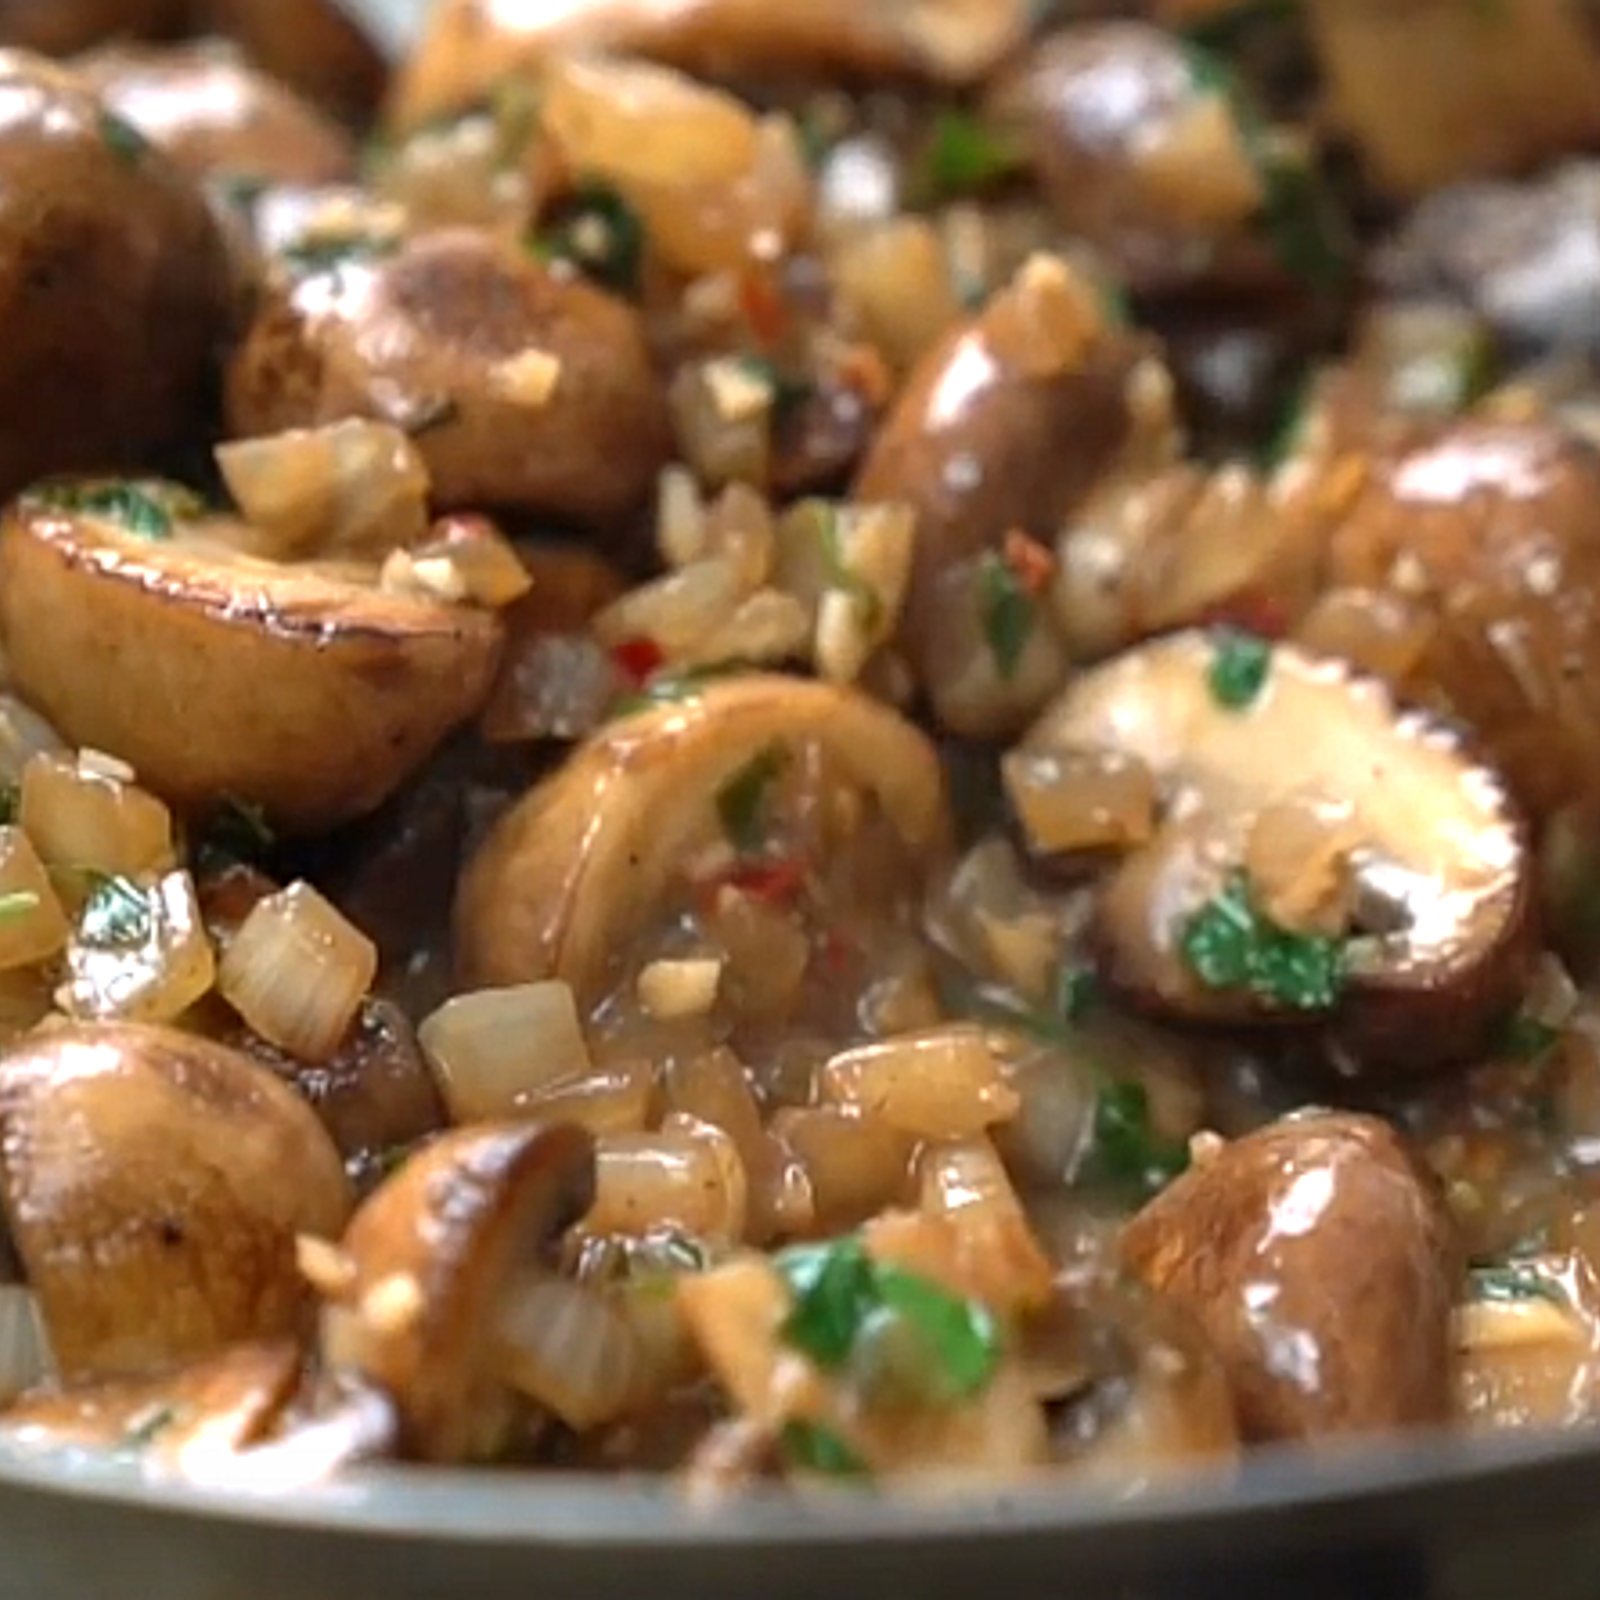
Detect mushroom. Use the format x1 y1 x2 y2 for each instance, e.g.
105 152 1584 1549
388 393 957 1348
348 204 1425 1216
77 39 356 186
0 486 505 832
1024 630 1531 1067
854 255 1158 738
388 0 1035 133
455 673 951 1002
0 1023 351 1383
0 0 182 58
318 1120 595 1463
225 228 671 533
0 52 233 501
1120 1111 1460 1441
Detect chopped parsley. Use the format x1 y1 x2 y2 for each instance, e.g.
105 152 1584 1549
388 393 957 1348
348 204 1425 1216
775 1236 1001 1405
98 109 149 166
30 479 202 541
780 1419 869 1478
919 108 1025 201
1055 964 1099 1026
1181 872 1345 1011
716 744 790 854
0 786 18 827
78 874 153 948
194 796 276 877
1495 1011 1561 1063
1469 1263 1567 1306
531 184 645 296
1207 628 1272 709
978 552 1035 682
1181 0 1300 48
734 354 812 420
1089 1080 1191 1197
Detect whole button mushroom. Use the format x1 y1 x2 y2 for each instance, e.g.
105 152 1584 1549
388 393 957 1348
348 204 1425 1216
318 1121 595 1463
0 52 233 500
0 1023 351 1383
1120 1112 1460 1441
226 229 671 534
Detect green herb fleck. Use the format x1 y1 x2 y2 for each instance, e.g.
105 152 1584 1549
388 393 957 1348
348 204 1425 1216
0 786 18 827
1090 1081 1191 1197
1055 964 1099 1025
1469 1263 1567 1306
920 108 1025 201
1181 873 1345 1010
78 874 153 948
210 171 270 212
1496 1012 1560 1063
978 552 1035 682
30 479 202 542
99 109 149 166
532 184 645 296
1181 0 1300 48
776 1236 878 1369
734 354 812 419
118 1403 179 1454
716 744 790 855
780 1419 870 1478
1207 628 1272 709
872 1266 999 1401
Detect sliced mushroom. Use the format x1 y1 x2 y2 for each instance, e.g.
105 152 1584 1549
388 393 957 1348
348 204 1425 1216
76 40 355 186
389 0 1034 132
0 1023 350 1383
225 228 671 533
0 488 504 831
854 255 1156 737
455 674 951 1001
318 1120 595 1462
1025 630 1530 1067
1120 1112 1460 1441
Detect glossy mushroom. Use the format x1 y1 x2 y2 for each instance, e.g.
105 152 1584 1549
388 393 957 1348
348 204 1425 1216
455 673 951 1002
0 1023 350 1383
0 483 505 832
318 1120 595 1462
1023 630 1531 1068
226 228 671 532
1120 1112 1460 1441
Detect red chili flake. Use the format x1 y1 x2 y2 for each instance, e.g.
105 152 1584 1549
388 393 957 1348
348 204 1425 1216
739 266 790 349
611 636 665 685
718 857 806 906
1198 590 1291 641
1001 528 1056 597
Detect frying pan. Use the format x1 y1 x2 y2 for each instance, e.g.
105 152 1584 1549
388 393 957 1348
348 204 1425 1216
0 5 1593 1595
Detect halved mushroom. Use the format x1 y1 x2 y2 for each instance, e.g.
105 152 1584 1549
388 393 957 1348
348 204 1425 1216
317 1120 595 1462
388 0 1035 132
1121 1112 1460 1441
1024 630 1530 1067
854 254 1160 737
0 485 504 831
77 40 356 186
0 1023 350 1383
225 228 671 532
455 674 951 1002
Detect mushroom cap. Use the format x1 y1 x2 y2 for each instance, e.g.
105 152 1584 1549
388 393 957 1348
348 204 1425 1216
1026 630 1531 1066
0 494 504 832
323 1121 595 1463
0 1023 351 1383
455 673 952 1001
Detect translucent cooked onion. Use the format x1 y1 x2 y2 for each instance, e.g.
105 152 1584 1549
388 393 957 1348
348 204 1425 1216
593 555 746 658
638 957 723 1021
218 882 375 1063
20 751 173 880
833 219 963 373
0 696 65 784
669 363 772 490
1295 587 1436 685
216 420 431 561
586 1125 749 1244
0 826 68 971
820 1027 1021 1139
64 869 215 1024
771 1106 915 1235
520 1058 654 1136
1243 790 1359 935
0 1285 52 1404
1001 748 1157 858
401 515 533 609
419 981 592 1123
492 1270 642 1431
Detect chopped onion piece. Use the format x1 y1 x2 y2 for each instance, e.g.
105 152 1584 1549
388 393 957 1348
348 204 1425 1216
218 882 375 1063
0 1285 52 1404
1002 748 1157 857
669 364 771 490
772 1106 914 1235
20 751 173 879
406 515 533 608
587 1126 748 1243
638 958 722 1020
0 827 67 971
216 420 430 560
819 1026 1020 1139
834 219 962 373
593 557 746 658
419 981 592 1123
493 1270 642 1430
688 588 809 669
63 870 215 1023
0 696 65 784
657 466 708 569
521 1058 653 1136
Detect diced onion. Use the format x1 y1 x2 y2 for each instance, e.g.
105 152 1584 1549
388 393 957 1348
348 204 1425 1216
669 364 771 489
833 219 962 373
218 882 375 1063
63 869 215 1023
772 1106 915 1235
1244 790 1359 935
656 466 709 569
419 981 592 1123
0 696 65 784
520 1058 654 1136
0 1286 52 1404
492 1270 643 1430
20 751 173 879
593 556 746 658
0 827 68 971
216 420 430 561
587 1125 748 1244
820 1026 1021 1139
638 958 723 1020
404 515 534 609
1001 748 1157 857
